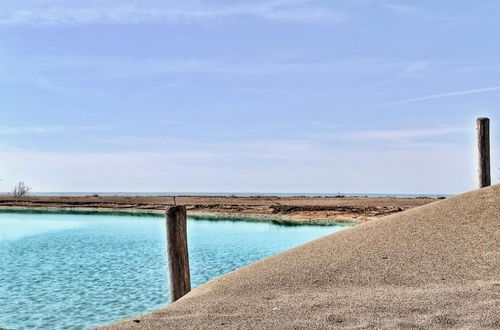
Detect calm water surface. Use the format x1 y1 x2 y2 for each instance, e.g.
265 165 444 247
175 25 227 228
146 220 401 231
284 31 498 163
0 212 346 329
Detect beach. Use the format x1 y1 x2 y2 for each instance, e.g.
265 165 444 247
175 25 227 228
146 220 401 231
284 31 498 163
0 195 437 223
102 184 500 329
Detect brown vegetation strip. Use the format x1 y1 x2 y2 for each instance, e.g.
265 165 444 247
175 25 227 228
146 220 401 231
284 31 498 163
0 195 437 222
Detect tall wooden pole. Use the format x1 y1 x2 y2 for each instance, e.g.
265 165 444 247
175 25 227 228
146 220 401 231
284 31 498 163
477 117 491 188
166 205 191 303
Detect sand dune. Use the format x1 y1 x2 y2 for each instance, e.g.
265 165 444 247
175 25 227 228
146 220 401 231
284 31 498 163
103 185 500 329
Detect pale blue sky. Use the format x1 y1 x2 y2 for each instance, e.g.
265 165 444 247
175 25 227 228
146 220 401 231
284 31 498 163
0 0 499 194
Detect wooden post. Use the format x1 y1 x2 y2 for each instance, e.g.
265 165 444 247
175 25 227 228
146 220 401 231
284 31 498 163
166 205 191 303
477 117 491 188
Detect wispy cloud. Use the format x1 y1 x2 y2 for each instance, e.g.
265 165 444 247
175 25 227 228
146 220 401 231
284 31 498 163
310 126 467 142
93 134 322 160
0 140 481 193
357 60 432 92
331 127 466 140
0 54 404 95
4 54 403 77
0 0 345 26
0 125 112 135
399 61 430 78
380 3 420 15
380 85 500 106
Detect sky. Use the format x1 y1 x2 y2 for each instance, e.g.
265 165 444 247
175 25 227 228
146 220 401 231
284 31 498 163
0 0 499 194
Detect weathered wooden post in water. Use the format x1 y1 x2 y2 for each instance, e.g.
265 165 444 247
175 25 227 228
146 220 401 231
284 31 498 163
477 117 491 188
166 205 191 303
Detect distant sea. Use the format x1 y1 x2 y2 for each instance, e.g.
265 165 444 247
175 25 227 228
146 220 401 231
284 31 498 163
11 192 453 198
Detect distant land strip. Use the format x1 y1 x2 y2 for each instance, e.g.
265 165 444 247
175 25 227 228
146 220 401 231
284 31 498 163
0 195 439 223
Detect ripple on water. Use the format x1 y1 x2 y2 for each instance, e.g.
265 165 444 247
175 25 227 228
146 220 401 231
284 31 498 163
0 212 344 329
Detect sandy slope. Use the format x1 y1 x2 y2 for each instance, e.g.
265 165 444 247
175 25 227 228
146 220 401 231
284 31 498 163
102 185 499 329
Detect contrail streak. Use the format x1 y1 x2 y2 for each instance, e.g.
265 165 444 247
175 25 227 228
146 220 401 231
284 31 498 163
381 85 500 107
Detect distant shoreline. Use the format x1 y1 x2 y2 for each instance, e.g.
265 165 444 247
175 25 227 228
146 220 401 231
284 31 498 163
0 195 438 223
0 191 453 198
0 206 355 226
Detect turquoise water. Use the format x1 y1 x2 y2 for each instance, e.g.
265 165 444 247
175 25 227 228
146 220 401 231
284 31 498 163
0 213 346 329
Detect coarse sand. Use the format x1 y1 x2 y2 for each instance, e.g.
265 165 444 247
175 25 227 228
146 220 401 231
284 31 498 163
102 185 499 329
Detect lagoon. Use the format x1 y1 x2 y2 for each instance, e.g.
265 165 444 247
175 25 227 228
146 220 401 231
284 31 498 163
0 212 346 329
